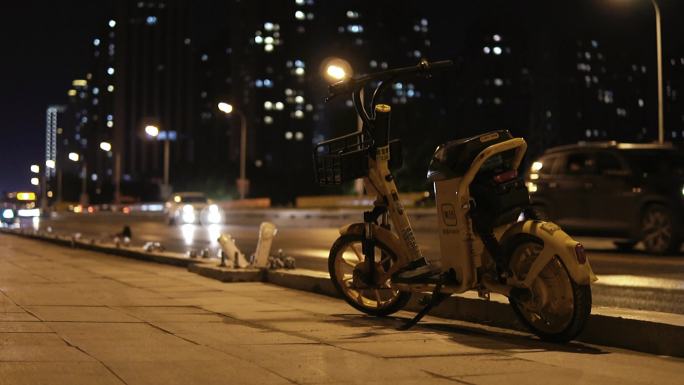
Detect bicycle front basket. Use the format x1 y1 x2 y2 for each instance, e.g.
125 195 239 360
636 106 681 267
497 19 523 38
313 131 373 185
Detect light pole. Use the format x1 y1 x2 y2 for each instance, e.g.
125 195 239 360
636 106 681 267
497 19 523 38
615 0 665 143
145 125 171 197
99 141 121 204
322 57 365 196
217 102 249 199
651 0 664 144
68 152 88 206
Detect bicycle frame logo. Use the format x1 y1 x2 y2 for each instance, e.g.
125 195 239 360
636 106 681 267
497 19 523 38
441 203 458 226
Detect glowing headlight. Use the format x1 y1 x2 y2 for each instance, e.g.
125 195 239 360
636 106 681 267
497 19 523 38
206 204 222 224
2 209 14 219
681 185 684 196
181 204 196 223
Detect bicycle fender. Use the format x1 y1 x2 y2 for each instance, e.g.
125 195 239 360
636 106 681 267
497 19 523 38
339 223 410 264
500 220 597 286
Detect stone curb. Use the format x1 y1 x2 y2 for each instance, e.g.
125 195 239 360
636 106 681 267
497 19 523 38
2 228 682 358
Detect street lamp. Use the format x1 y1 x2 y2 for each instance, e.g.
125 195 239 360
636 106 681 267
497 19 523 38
651 0 664 144
145 124 170 196
217 102 249 199
613 0 664 143
321 57 364 196
68 152 88 205
99 141 121 204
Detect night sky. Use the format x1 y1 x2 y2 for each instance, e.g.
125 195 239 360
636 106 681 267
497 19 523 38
0 0 681 192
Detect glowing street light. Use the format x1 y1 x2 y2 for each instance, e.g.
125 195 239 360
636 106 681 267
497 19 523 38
68 152 80 162
217 102 249 199
30 177 39 186
321 57 353 83
45 160 55 169
30 165 40 174
145 124 160 137
217 102 233 114
99 141 112 152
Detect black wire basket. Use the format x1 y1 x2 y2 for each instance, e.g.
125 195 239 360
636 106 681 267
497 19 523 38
313 131 373 185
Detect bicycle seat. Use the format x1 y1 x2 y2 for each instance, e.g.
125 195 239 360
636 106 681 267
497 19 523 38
427 130 513 182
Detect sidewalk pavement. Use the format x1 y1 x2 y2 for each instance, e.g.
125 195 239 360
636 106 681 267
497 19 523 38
0 234 683 385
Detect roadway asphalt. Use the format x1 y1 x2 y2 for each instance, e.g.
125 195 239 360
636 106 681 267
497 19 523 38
13 211 684 314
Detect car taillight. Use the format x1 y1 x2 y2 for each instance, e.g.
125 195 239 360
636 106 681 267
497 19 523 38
575 243 586 264
493 170 518 183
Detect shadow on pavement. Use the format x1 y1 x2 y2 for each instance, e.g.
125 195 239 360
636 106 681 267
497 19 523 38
330 313 607 356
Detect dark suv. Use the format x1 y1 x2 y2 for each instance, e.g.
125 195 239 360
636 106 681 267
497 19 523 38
526 142 684 254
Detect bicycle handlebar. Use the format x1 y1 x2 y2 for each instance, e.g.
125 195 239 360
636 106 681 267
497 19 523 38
327 59 453 101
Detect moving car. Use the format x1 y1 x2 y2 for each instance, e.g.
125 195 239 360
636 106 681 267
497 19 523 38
526 142 683 254
165 192 223 225
1 192 40 224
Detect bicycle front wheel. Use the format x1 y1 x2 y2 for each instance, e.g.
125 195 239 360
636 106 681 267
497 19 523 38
328 234 411 316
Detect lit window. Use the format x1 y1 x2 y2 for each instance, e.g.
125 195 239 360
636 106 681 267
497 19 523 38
184 38 191 45
295 11 305 20
295 67 305 76
493 46 502 55
294 110 304 119
91 174 98 181
255 80 263 88
146 16 157 25
107 85 114 92
295 96 304 104
93 87 100 95
93 38 101 46
295 0 304 4
201 54 208 61
264 22 274 31
294 59 304 68
108 20 116 28
493 34 501 42
107 67 115 75
264 116 273 124
264 101 273 110
348 24 363 33
265 44 274 52
346 11 359 19
370 60 377 68
106 114 113 121
493 78 503 87
275 102 284 110
638 98 644 107
264 36 274 44
255 36 263 44
285 131 293 140
107 121 114 128
295 132 304 141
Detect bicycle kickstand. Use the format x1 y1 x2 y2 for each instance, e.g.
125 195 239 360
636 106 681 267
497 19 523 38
398 278 450 331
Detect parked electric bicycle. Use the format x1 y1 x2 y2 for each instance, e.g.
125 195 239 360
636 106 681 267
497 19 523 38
314 59 597 342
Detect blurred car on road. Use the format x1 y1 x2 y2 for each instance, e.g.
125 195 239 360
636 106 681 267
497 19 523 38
1 192 40 224
165 191 223 225
526 141 684 254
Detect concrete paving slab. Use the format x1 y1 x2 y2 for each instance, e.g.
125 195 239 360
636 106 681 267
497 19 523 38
0 345 97 362
24 306 142 323
0 321 54 333
0 312 39 322
107 360 292 385
0 234 682 385
0 362 124 385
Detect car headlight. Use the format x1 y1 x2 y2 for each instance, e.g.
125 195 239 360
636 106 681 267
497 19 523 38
181 204 196 223
2 209 14 219
206 204 222 224
681 185 684 197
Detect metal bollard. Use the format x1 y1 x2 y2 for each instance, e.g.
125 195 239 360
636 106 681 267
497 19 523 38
218 250 227 267
252 222 278 268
